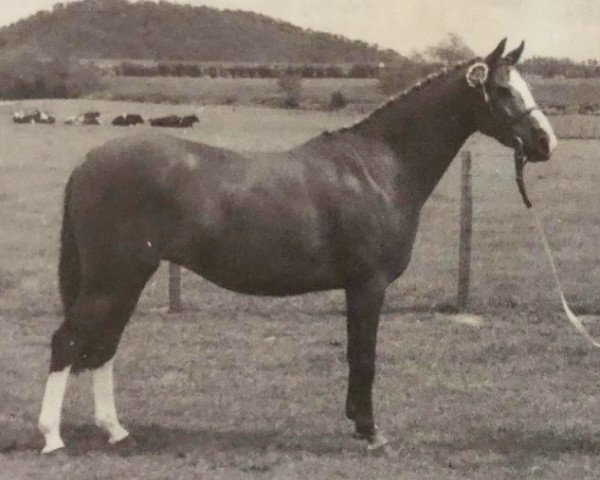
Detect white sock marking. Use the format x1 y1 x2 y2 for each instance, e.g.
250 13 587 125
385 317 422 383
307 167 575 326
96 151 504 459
93 359 129 444
38 366 71 454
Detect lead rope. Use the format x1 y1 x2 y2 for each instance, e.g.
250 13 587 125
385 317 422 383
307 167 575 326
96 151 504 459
514 141 600 348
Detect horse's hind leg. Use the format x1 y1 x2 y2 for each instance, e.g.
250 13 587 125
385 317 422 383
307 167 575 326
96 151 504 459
39 291 114 454
93 357 128 444
91 283 150 445
38 365 71 453
39 264 156 453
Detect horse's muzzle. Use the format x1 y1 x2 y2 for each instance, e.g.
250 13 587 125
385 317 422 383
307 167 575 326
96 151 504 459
526 128 552 162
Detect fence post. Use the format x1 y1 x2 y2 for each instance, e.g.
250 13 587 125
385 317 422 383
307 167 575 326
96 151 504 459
169 263 183 313
457 151 473 311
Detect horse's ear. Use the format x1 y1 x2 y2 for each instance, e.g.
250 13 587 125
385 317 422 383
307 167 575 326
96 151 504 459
485 38 507 67
466 62 489 88
504 41 525 65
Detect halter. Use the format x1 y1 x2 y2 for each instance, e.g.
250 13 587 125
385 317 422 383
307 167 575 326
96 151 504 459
513 136 531 208
506 106 542 126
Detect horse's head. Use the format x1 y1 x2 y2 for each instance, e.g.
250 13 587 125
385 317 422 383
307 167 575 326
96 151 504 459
467 39 557 162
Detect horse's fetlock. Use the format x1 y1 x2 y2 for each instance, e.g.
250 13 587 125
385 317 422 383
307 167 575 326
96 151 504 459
95 415 106 427
38 420 52 435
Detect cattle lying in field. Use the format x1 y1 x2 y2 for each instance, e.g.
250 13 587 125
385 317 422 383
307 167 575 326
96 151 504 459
65 111 101 125
13 110 56 124
149 114 199 128
111 114 144 126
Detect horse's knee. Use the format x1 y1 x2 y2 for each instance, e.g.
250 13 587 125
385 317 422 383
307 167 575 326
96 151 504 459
55 291 132 372
80 335 121 371
49 326 84 371
50 324 123 373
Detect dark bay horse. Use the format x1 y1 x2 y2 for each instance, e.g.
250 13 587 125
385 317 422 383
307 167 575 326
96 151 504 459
39 39 557 453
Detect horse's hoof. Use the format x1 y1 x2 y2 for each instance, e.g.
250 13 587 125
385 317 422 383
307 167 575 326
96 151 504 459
367 433 389 453
110 435 137 455
40 442 66 455
108 429 130 445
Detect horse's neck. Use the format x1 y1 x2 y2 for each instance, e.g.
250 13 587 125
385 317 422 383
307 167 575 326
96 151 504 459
352 76 476 204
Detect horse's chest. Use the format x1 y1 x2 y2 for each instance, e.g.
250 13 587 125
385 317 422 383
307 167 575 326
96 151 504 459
376 212 420 277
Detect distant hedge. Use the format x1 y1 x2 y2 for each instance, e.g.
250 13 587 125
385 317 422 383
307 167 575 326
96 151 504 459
0 50 102 99
114 61 380 79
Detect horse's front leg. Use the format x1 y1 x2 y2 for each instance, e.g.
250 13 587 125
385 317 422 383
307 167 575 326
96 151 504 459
344 277 388 450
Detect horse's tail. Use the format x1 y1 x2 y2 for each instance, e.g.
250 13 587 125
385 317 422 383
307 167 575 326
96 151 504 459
58 175 81 312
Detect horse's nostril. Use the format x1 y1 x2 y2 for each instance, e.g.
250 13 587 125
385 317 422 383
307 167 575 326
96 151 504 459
537 136 550 157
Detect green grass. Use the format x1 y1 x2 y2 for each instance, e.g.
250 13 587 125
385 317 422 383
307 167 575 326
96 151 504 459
1 100 600 479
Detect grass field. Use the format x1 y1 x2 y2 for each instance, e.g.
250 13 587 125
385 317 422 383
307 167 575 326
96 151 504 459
529 77 600 108
99 75 600 115
1 100 599 479
99 77 384 111
544 115 600 139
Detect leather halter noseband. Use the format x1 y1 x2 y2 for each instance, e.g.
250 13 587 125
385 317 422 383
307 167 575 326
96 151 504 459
506 106 541 126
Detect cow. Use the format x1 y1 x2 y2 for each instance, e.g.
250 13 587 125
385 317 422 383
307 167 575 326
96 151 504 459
111 114 145 126
65 112 101 126
148 115 181 127
179 114 200 128
13 110 56 125
149 114 199 128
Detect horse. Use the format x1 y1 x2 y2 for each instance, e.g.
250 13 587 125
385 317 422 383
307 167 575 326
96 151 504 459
38 39 557 454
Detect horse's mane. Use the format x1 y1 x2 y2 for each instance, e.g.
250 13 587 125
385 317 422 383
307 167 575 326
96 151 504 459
339 58 477 133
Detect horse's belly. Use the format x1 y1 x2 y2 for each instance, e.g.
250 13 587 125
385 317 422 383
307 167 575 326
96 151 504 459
171 227 343 295
186 247 342 295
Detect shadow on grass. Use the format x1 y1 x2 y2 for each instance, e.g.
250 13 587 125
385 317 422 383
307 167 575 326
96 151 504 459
1 423 353 457
307 302 460 318
428 425 600 463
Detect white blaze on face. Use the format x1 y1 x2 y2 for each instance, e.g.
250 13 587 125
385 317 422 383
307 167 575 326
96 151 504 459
508 69 558 152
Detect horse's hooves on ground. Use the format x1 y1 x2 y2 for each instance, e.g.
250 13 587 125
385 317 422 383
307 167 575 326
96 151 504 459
110 435 138 455
351 431 391 455
40 445 67 457
366 433 390 455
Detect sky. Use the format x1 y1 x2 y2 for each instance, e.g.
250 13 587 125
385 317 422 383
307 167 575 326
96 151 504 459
1 0 599 61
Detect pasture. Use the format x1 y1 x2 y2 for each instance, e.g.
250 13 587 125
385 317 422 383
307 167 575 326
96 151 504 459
99 77 384 110
1 99 600 479
529 77 600 109
99 74 600 114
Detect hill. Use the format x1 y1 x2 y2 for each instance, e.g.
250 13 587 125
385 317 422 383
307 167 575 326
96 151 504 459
0 0 401 64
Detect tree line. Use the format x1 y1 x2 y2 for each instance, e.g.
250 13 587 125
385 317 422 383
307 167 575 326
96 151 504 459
521 57 600 79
